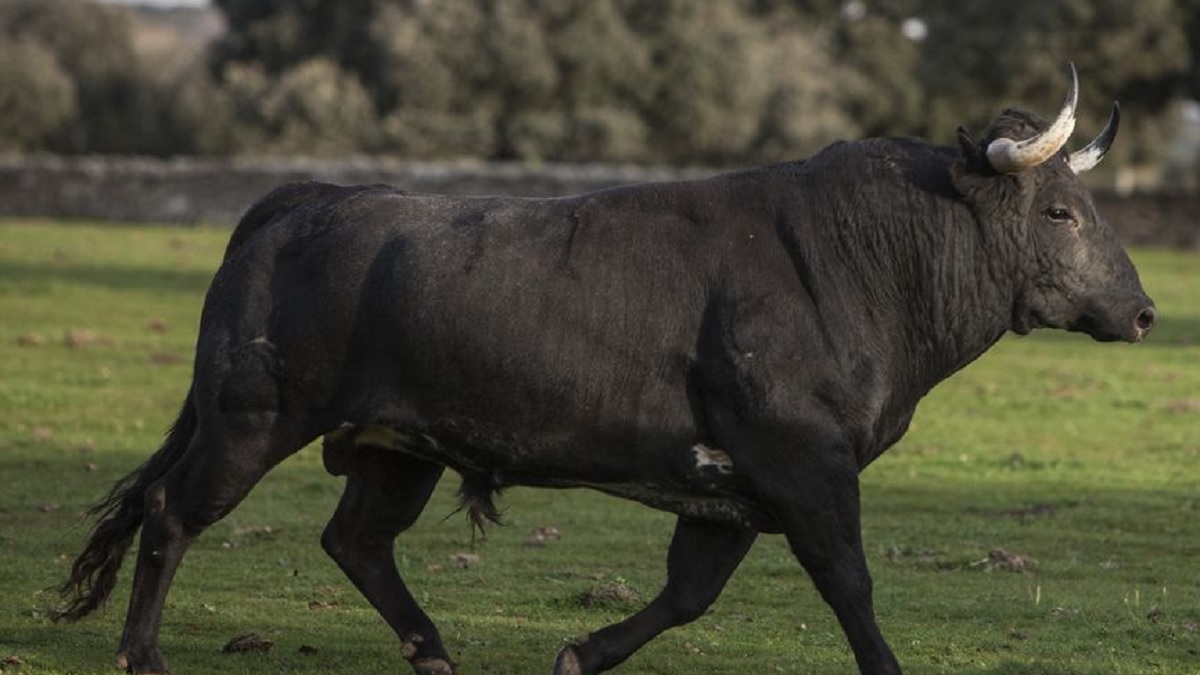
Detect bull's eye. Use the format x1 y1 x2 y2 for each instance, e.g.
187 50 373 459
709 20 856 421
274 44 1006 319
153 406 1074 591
1044 206 1076 225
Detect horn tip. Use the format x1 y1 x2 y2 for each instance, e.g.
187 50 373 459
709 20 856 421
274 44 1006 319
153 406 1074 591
1065 62 1079 107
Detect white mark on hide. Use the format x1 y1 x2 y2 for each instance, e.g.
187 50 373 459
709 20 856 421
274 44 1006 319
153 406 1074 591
692 443 734 475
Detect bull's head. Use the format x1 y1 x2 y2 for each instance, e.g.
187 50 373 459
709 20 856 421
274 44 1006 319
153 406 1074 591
953 63 1156 343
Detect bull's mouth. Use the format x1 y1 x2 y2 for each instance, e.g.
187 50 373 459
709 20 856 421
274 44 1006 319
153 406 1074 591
1067 306 1156 343
1015 302 1155 343
1066 316 1126 342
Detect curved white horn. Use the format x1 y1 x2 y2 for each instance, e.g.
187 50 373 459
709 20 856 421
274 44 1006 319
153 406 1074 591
986 63 1079 174
1068 102 1120 173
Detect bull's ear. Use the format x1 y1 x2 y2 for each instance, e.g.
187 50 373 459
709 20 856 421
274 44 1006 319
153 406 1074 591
957 127 982 162
951 127 1032 223
951 125 1024 204
954 126 992 179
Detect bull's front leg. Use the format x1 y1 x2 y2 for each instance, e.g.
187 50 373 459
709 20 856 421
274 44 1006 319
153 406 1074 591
717 417 902 675
774 466 900 675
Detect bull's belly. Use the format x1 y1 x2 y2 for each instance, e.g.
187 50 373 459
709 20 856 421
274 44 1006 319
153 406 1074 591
574 481 775 531
323 423 777 532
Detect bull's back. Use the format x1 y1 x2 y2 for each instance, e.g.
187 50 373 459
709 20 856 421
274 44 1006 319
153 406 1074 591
344 187 717 449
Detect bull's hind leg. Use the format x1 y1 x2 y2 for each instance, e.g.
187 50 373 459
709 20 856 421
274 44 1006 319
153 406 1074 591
115 416 308 674
553 517 756 675
320 445 452 675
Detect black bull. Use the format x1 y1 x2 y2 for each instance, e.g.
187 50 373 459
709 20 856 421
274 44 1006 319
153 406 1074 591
59 68 1154 675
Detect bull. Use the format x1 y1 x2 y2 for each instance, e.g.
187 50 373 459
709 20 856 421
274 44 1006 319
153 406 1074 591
58 64 1154 675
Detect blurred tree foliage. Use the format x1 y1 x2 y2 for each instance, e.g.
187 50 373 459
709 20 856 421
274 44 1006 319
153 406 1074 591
0 38 76 152
2 0 1198 172
0 0 171 154
912 0 1187 167
208 0 859 163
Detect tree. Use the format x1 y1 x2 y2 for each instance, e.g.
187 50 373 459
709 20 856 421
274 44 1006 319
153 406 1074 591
211 58 377 156
0 39 76 152
163 67 240 156
210 0 862 163
210 0 385 97
261 58 379 156
915 0 1187 166
4 0 1194 167
0 0 176 154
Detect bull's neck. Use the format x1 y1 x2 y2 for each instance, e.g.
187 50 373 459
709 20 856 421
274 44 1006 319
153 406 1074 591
848 186 1015 394
769 159 1017 399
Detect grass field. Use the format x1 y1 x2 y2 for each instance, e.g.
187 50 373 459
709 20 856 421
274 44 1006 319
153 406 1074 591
1 219 1197 675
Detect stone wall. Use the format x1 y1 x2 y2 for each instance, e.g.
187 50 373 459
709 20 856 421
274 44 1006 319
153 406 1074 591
0 155 706 226
0 155 1195 246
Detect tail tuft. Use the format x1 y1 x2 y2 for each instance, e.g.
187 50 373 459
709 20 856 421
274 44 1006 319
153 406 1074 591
54 391 197 622
456 472 504 543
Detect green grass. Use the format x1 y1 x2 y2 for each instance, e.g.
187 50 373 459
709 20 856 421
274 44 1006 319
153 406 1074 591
1 220 1198 674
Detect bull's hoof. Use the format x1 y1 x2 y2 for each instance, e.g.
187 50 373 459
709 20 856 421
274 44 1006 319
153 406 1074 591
115 647 169 674
552 643 583 675
400 633 424 660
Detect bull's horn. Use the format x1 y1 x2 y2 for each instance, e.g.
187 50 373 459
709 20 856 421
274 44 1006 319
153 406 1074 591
1068 101 1120 173
986 63 1079 174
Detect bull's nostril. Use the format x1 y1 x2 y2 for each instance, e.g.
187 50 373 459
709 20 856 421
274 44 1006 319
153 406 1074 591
1136 307 1156 333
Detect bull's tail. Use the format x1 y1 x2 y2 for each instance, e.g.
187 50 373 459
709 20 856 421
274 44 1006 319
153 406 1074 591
56 181 355 621
54 389 197 622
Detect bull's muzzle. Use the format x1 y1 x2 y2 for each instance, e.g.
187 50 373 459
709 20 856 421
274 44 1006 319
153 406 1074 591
1070 296 1156 343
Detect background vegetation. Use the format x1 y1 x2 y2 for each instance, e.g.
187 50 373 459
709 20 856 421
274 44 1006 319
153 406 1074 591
1 2 1198 673
1 222 1197 674
3 0 1200 181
